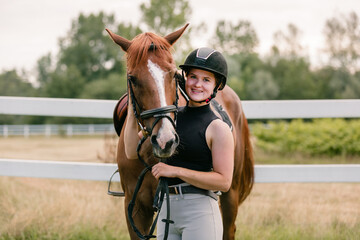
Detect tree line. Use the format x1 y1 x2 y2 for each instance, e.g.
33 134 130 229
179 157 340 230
1 0 360 124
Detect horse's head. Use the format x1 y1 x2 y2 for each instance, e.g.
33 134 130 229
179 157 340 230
106 24 189 158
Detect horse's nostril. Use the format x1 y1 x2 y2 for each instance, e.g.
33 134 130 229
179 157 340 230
164 139 175 150
165 135 179 150
150 135 158 146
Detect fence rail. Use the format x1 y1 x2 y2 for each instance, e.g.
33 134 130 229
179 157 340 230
0 124 115 137
1 159 359 183
1 96 360 183
1 96 360 119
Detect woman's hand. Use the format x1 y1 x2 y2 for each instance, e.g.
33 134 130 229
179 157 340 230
151 162 178 180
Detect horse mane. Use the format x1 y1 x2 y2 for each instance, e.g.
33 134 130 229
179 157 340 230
126 32 173 71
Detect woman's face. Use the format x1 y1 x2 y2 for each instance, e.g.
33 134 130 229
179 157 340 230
185 68 216 106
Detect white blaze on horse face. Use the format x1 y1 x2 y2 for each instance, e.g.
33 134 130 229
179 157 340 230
147 59 176 150
147 60 167 107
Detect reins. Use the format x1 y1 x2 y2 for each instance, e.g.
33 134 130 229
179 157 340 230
126 72 181 240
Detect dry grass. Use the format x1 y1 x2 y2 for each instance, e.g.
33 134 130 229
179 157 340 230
0 177 128 238
236 183 360 239
0 136 109 162
0 136 359 239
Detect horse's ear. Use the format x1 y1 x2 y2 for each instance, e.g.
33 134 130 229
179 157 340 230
164 23 190 46
106 28 131 52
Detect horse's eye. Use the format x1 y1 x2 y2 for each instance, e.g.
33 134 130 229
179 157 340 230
128 75 137 86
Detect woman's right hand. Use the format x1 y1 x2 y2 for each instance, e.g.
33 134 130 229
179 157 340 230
151 162 179 180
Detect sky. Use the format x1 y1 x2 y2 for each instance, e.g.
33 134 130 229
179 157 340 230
1 0 359 74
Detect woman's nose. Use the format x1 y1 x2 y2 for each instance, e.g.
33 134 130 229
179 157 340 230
194 79 202 87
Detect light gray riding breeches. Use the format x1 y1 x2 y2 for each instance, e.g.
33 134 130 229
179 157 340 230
156 192 223 240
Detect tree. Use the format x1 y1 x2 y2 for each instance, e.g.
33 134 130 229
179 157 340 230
323 12 360 71
210 20 259 55
140 0 191 36
266 58 318 99
79 73 127 100
36 53 53 88
57 12 126 82
207 20 260 99
43 65 85 98
0 70 34 96
0 70 36 124
328 68 360 99
36 12 141 99
247 70 279 100
140 0 194 63
271 23 306 59
226 53 264 99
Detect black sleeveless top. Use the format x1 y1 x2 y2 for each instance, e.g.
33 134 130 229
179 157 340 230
167 104 219 186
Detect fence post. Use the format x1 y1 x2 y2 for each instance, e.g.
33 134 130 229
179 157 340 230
45 125 51 137
3 125 8 138
89 124 94 135
66 124 73 137
24 125 29 138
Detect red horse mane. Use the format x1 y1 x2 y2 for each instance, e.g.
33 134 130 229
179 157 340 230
126 32 173 71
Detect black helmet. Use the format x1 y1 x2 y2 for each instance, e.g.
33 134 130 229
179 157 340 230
179 47 228 90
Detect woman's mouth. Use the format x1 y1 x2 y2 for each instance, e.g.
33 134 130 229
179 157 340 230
191 89 202 94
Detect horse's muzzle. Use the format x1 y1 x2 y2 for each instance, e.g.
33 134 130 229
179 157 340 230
151 133 179 158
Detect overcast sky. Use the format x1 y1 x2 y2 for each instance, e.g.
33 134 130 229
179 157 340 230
1 0 359 73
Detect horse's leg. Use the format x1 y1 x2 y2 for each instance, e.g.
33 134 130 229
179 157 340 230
220 188 239 240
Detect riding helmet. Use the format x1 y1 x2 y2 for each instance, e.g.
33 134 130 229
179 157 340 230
179 47 228 90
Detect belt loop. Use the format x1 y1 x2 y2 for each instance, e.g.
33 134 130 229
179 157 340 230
179 186 184 198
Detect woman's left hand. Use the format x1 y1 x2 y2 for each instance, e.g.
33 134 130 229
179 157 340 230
151 162 178 180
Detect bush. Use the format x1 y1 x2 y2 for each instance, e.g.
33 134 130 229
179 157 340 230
252 119 360 156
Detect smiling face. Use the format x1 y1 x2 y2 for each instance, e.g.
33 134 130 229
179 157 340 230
185 68 217 107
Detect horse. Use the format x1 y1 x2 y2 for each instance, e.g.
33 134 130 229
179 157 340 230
106 24 254 240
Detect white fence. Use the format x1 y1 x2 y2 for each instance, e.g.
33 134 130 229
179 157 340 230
0 158 359 183
1 96 360 119
1 96 360 183
0 124 115 137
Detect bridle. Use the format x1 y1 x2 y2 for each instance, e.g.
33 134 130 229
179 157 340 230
127 73 179 146
126 70 183 240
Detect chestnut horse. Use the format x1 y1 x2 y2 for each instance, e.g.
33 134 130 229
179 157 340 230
106 24 254 240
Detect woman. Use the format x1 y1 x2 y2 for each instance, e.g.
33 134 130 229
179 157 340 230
152 47 234 240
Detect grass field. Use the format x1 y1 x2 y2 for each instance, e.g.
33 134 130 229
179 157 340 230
0 136 359 239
